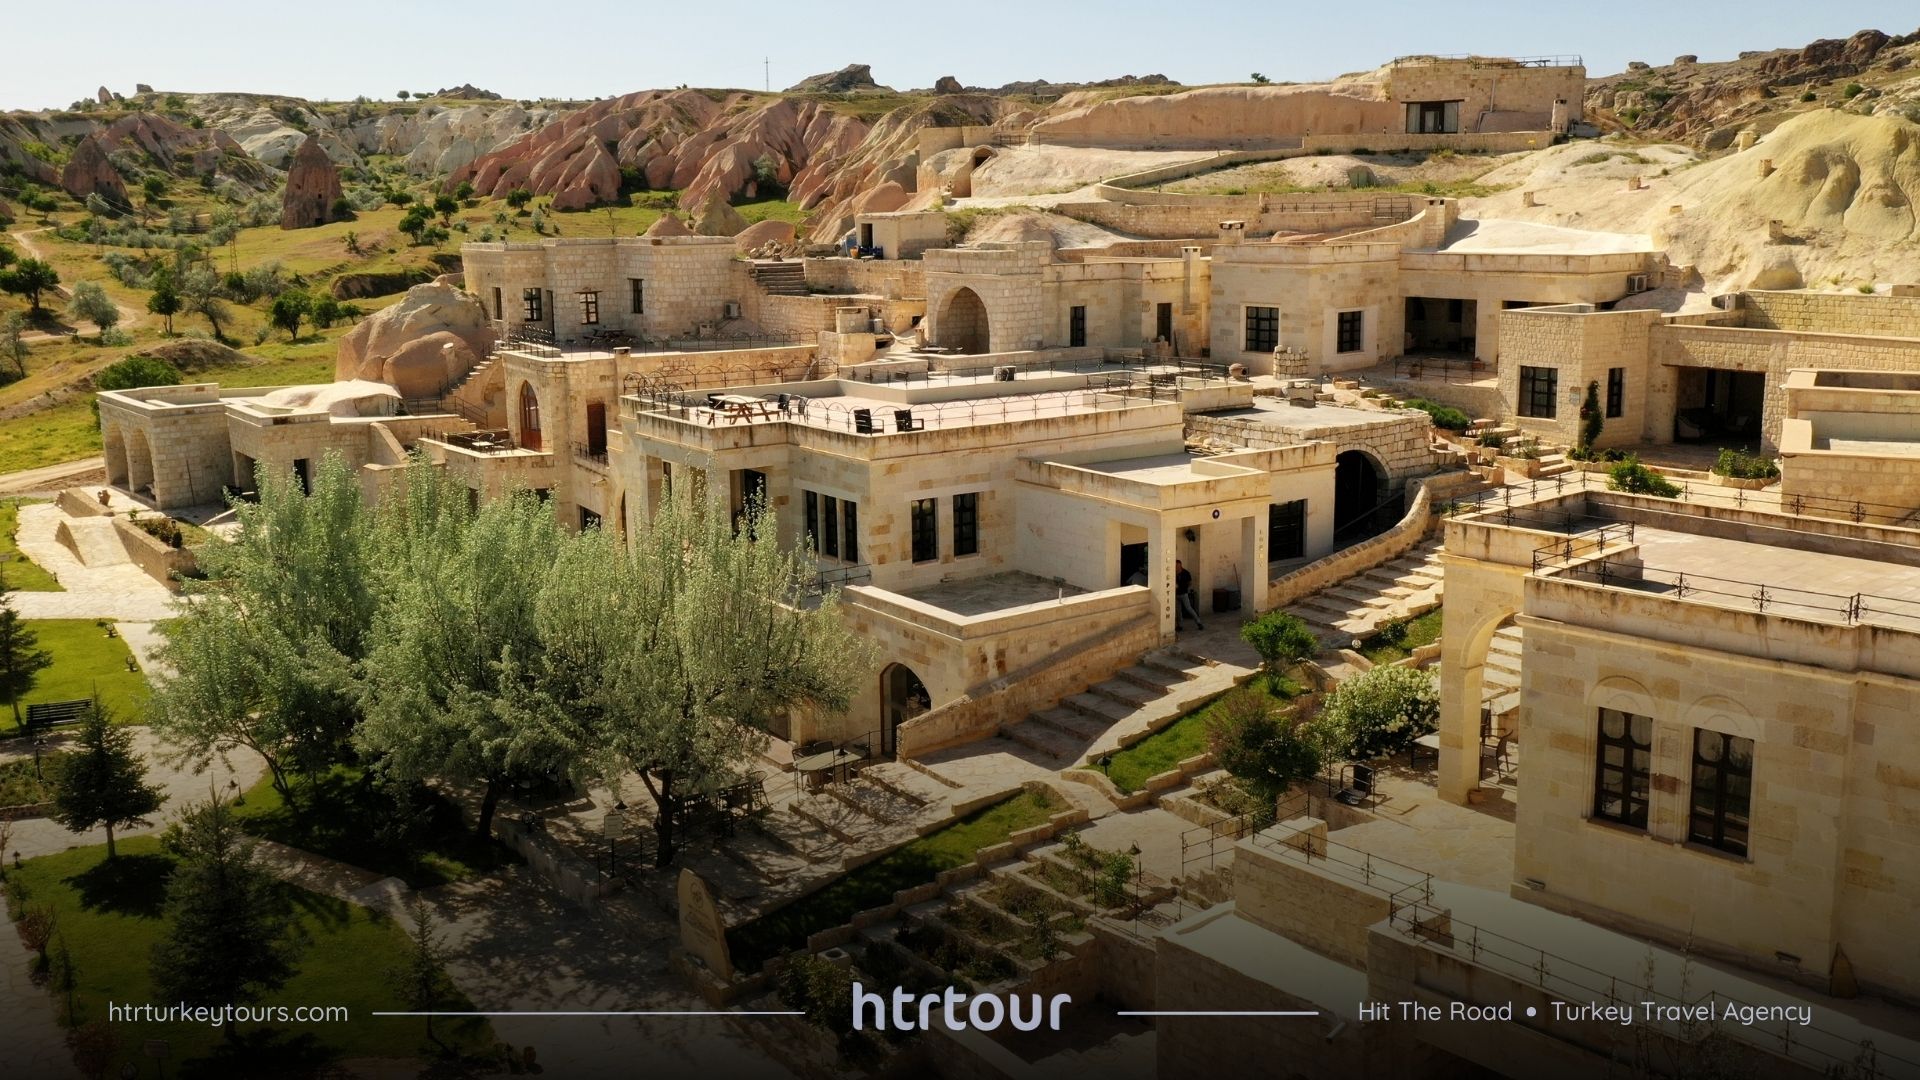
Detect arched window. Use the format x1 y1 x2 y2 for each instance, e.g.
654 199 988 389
518 383 542 450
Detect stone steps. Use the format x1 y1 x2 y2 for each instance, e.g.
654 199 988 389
1285 535 1449 646
1114 662 1192 695
1032 706 1111 742
1064 691 1137 725
859 761 946 807
1000 719 1084 760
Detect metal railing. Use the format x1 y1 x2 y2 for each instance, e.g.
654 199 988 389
626 383 1160 436
1390 53 1583 68
1441 469 1920 529
809 563 871 594
1542 554 1920 632
570 442 609 469
430 429 522 455
1528 523 1636 572
1392 354 1489 382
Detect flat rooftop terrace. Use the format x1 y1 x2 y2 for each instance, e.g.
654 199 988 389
1077 451 1218 484
1211 395 1415 431
1815 435 1920 457
1616 527 1920 629
896 571 1087 617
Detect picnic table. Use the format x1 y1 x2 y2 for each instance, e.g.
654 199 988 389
711 394 777 423
794 747 863 790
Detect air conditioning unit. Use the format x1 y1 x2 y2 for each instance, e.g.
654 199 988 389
1626 273 1649 294
722 301 742 320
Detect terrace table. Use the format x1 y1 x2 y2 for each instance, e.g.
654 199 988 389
793 747 860 790
712 394 777 423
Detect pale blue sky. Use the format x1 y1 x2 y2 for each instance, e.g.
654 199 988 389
5 1 1917 110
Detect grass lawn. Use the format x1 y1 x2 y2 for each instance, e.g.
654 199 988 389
728 787 1063 970
0 751 69 806
1357 608 1444 666
1096 679 1298 794
6 837 493 1076
2 499 62 591
0 399 103 475
231 765 517 888
10 620 149 734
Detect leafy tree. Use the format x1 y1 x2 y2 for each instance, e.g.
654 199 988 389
149 454 377 802
357 474 574 839
329 195 355 221
1 312 28 379
48 696 165 857
398 205 432 245
1208 688 1322 807
149 798 296 1024
386 189 414 207
310 294 344 329
146 265 181 335
396 90 410 101
140 175 166 224
0 583 54 732
386 897 457 1048
1239 610 1318 691
342 230 362 256
0 241 14 269
269 288 311 341
66 280 120 339
0 257 60 315
453 180 474 202
1251 73 1271 84
92 355 183 418
537 491 875 866
433 193 458 227
178 264 230 341
505 187 533 212
1577 379 1603 456
1316 665 1439 760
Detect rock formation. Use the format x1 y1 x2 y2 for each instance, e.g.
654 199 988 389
642 213 694 238
692 195 749 236
934 76 963 95
786 64 886 94
434 84 503 100
733 219 796 252
60 136 127 205
334 283 494 398
135 83 154 95
96 86 113 105
281 134 343 229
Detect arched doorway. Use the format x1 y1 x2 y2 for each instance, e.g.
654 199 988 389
1333 449 1389 543
880 663 929 756
125 428 154 497
103 426 128 487
517 383 542 451
935 287 990 354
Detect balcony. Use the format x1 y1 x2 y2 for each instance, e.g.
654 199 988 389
570 442 610 471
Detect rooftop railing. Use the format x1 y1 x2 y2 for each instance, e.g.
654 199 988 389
1539 554 1920 633
1441 469 1920 529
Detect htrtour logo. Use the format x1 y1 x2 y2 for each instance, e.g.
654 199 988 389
852 982 1072 1032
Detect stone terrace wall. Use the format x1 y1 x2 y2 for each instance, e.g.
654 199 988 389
1739 290 1920 336
802 257 926 300
1187 408 1438 481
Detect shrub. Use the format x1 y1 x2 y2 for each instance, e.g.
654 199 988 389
1577 380 1603 454
1240 611 1318 689
1843 83 1864 99
1800 90 1817 103
1712 448 1779 480
1316 665 1439 760
1477 431 1505 449
776 953 855 1037
1207 689 1323 805
1608 456 1681 497
1402 397 1471 431
92 355 182 417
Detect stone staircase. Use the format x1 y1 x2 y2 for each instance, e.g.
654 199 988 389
1482 624 1523 718
749 260 807 296
1285 536 1447 646
1466 418 1573 480
996 648 1216 764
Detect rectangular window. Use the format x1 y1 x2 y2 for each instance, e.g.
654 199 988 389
1336 310 1364 354
1267 500 1306 560
630 278 645 315
1156 302 1173 343
822 495 840 559
579 290 600 326
1519 366 1558 419
1606 367 1625 419
1069 306 1087 348
910 498 937 563
1690 729 1753 857
804 490 819 552
1244 306 1279 353
492 286 503 320
953 492 979 557
522 287 543 323
843 500 859 562
1593 709 1653 829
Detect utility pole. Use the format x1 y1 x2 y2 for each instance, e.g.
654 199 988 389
764 57 770 93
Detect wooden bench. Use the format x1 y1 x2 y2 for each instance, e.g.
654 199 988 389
25 699 93 731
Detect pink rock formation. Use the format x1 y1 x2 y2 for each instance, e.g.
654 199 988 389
692 194 749 236
378 331 483 399
642 213 694 238
281 134 343 229
732 219 796 252
60 136 127 205
335 283 494 395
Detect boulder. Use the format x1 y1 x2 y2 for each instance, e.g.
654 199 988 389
850 181 909 215
692 194 749 236
60 137 126 205
643 213 694 238
733 219 796 252
281 134 343 229
96 86 113 105
135 83 154 94
334 283 493 391
934 76 963 95
786 64 886 94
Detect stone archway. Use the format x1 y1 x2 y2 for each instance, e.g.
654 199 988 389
880 662 930 757
1439 605 1520 804
1333 449 1389 540
934 287 991 354
125 427 154 497
103 426 128 487
516 382 543 451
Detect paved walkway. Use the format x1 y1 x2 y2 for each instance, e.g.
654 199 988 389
9 501 179 673
0 916 82 1079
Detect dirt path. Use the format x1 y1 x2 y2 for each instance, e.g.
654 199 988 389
0 456 105 496
6 226 147 341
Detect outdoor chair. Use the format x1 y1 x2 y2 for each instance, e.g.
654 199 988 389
894 409 923 432
1482 733 1514 778
1334 763 1376 808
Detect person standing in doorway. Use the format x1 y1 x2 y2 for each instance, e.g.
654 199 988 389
1175 559 1204 631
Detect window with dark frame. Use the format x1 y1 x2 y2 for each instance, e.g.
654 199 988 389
911 498 937 563
1336 310 1364 354
1606 366 1625 419
1245 306 1279 352
522 287 543 323
953 492 979 557
1690 729 1753 857
1519 366 1558 419
1593 708 1653 829
1156 302 1173 343
1069 306 1087 348
579 290 600 326
1267 500 1306 560
822 495 839 559
630 278 645 315
804 491 819 552
843 500 859 563
492 286 502 320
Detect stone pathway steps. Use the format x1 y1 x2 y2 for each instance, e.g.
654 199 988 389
1287 536 1447 646
997 647 1228 766
1484 624 1523 716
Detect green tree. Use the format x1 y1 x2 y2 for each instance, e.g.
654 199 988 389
453 180 475 202
1316 665 1439 760
149 454 377 801
178 263 229 342
386 897 457 1048
146 265 182 335
357 474 574 839
1251 72 1271 84
310 294 344 329
0 257 61 315
269 288 311 341
432 193 458 227
0 584 54 732
141 175 166 224
48 696 165 858
1208 688 1322 808
398 205 432 245
1239 610 1318 691
92 355 183 419
1608 455 1682 498
1 312 28 380
65 280 120 340
397 90 410 101
0 241 15 269
149 798 295 1026
505 187 533 213
1577 379 1603 456
538 491 874 866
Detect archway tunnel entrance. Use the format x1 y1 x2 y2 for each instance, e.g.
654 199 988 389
1333 449 1396 545
934 287 991 355
880 663 930 757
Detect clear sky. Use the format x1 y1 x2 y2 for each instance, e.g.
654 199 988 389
4 0 1917 110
